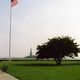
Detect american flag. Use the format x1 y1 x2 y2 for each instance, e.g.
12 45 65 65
11 0 17 7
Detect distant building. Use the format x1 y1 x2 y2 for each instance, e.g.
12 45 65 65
25 48 36 58
30 48 32 57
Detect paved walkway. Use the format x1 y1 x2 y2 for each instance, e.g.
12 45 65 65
0 70 19 80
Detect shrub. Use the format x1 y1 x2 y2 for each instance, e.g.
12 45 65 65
1 65 8 72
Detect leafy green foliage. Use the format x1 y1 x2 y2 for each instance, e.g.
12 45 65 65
36 36 80 65
1 65 8 72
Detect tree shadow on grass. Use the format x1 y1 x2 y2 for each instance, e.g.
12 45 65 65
14 63 56 67
14 61 80 67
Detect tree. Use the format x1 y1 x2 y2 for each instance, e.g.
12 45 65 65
36 36 80 65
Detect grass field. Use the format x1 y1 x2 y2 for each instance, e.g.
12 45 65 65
0 60 80 80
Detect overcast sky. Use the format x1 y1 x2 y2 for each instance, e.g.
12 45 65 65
0 0 80 58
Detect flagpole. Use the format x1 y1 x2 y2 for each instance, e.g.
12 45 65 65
9 1 12 62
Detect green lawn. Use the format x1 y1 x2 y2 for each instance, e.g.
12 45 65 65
0 60 80 80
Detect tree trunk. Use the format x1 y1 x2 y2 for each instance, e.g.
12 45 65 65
56 60 61 65
54 57 62 65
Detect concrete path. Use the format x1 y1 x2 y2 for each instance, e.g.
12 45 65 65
0 70 18 80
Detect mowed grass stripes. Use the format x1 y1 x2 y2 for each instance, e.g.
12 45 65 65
0 60 80 80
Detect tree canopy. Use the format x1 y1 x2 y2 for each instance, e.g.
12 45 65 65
36 36 80 65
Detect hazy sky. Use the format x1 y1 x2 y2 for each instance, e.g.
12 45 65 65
0 0 80 58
